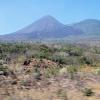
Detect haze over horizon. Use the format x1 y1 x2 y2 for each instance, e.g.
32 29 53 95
0 0 100 35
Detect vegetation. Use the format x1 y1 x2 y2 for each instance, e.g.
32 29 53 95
0 42 99 100
57 89 68 100
44 66 60 78
83 88 94 96
67 65 78 79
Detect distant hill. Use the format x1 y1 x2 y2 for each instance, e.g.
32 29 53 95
0 15 83 41
72 19 100 35
0 16 100 42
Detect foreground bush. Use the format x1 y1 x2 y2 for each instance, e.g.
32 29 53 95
67 65 78 79
83 88 94 96
57 89 68 100
44 66 60 78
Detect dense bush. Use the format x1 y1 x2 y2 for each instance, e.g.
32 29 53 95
83 88 94 96
80 56 94 65
69 49 83 56
0 61 8 72
51 55 67 64
44 66 60 78
0 42 99 68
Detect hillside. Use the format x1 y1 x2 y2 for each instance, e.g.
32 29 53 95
0 42 100 100
0 15 83 41
72 19 100 36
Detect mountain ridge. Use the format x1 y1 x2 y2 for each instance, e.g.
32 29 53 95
0 15 83 41
0 15 100 41
72 19 100 35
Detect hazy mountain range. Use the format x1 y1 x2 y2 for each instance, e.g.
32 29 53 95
0 15 100 41
72 19 100 35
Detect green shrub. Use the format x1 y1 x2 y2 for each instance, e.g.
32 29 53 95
0 61 8 72
80 56 94 65
0 66 7 72
83 88 94 96
33 67 41 80
95 68 100 75
67 65 78 79
69 48 83 56
51 55 66 64
44 66 60 78
57 89 68 100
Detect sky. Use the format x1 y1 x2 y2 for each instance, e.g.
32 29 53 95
0 0 100 35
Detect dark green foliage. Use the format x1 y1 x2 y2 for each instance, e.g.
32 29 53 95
83 88 94 96
69 49 82 56
0 65 7 72
0 43 53 62
0 61 8 72
0 42 99 68
51 55 66 64
80 56 94 65
60 44 83 56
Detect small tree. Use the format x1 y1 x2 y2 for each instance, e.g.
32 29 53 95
67 65 78 80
